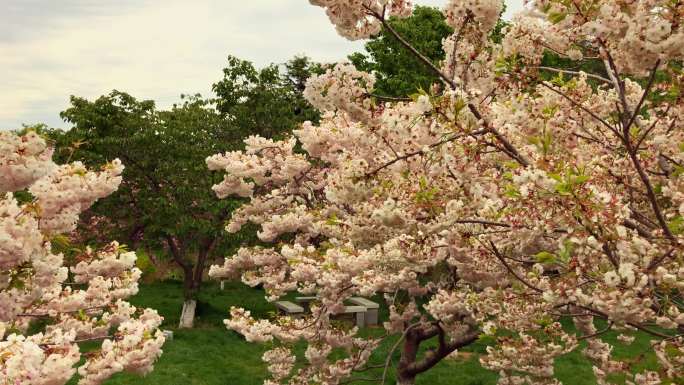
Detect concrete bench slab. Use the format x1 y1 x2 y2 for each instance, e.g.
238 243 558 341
295 296 318 303
348 297 380 325
275 301 304 318
341 305 366 327
342 305 366 312
290 297 376 327
295 296 319 312
348 297 379 308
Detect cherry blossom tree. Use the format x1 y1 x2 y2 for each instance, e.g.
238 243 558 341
209 1 684 384
1 130 164 384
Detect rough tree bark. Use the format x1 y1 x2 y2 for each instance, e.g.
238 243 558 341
396 323 479 385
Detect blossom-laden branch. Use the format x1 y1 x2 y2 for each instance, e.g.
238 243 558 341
1 131 164 385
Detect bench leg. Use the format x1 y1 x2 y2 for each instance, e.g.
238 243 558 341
366 309 378 326
355 312 366 328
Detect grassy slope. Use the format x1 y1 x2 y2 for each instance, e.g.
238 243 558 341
83 281 655 385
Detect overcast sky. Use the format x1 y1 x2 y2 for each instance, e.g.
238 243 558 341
0 1 524 129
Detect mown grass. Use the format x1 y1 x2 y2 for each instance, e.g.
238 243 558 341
70 281 657 385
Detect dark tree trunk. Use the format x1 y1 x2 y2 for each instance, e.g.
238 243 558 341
127 223 146 249
165 234 217 328
182 264 197 300
395 323 480 385
397 329 420 385
165 235 197 328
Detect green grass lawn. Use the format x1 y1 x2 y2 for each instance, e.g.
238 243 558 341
75 281 657 385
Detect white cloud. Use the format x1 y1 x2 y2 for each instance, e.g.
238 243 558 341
0 0 525 129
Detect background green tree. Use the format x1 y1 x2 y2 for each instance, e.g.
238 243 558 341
49 55 322 326
53 92 244 326
348 5 510 98
212 55 323 141
349 6 453 98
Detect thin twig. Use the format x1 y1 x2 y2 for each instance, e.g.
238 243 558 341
534 66 611 84
577 322 613 341
539 82 618 135
624 60 661 133
364 130 486 178
488 241 543 293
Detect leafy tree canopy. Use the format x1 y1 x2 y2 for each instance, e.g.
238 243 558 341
212 55 324 141
348 5 511 98
49 54 324 311
349 6 453 98
54 91 241 269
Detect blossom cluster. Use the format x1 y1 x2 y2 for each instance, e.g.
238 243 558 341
0 131 54 193
506 0 684 75
309 0 412 40
0 131 164 385
303 62 376 123
444 0 502 33
29 160 124 234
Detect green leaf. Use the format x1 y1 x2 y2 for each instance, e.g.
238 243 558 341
535 315 554 327
548 173 562 182
504 184 521 198
548 12 567 24
535 251 557 264
571 174 590 186
557 241 574 263
541 105 558 118
453 98 466 115
555 182 571 196
326 213 340 226
503 161 520 170
668 216 684 235
654 183 663 195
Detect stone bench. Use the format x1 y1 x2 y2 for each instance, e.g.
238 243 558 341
296 296 377 327
337 305 367 328
295 296 318 312
348 297 380 326
274 301 304 318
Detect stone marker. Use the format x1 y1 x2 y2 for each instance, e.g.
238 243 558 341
179 299 197 328
162 330 174 341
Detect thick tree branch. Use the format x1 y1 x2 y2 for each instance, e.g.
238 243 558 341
405 325 479 376
539 82 618 135
365 6 457 90
466 104 530 166
624 60 661 133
